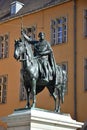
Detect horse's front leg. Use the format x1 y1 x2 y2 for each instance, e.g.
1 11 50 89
31 78 36 108
25 86 31 108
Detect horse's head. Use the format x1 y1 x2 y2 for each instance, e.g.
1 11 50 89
14 39 27 61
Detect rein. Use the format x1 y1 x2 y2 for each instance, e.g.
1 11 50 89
19 53 27 61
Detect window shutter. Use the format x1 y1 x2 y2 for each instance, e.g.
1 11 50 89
84 59 87 90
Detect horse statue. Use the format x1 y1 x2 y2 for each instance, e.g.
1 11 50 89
14 38 67 112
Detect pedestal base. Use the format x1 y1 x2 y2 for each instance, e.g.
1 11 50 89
3 108 83 130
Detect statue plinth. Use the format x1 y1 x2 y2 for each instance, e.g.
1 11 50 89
2 108 83 130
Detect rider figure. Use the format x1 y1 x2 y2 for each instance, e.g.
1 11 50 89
21 31 57 84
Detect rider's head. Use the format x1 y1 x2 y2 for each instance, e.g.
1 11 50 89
38 32 45 40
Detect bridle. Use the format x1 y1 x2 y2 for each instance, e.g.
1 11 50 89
15 40 27 61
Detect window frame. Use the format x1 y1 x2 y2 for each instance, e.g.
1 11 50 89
60 62 68 72
84 58 87 91
0 33 9 60
11 4 16 15
84 9 87 37
19 71 26 101
51 16 67 45
0 75 8 104
24 25 37 40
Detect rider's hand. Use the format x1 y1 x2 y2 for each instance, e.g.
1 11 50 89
21 30 24 34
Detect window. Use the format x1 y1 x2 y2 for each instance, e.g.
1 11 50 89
84 59 87 90
19 71 33 101
0 33 9 59
61 62 68 72
11 4 16 15
24 25 36 40
0 75 8 104
51 17 67 45
20 76 33 101
10 1 24 15
20 85 27 101
20 73 26 101
84 9 87 37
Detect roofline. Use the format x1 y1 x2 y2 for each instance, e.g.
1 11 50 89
0 0 72 25
11 1 24 6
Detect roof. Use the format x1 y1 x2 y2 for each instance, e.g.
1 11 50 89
0 0 70 22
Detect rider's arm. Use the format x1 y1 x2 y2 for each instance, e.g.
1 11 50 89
21 31 32 41
21 31 38 44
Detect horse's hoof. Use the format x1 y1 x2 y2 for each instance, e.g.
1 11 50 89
31 104 35 108
54 109 60 113
55 110 58 113
25 105 31 109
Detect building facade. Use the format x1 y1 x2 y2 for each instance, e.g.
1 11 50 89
0 0 87 129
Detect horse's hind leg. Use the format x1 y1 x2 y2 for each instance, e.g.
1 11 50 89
53 88 61 113
57 89 61 113
53 94 57 112
47 86 58 112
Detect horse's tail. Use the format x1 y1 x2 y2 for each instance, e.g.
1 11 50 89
56 65 67 103
61 70 67 103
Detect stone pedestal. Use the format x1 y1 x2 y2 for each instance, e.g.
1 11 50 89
3 108 83 130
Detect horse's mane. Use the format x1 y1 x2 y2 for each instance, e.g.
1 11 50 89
24 40 34 60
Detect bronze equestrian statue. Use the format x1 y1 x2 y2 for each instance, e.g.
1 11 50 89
14 31 67 112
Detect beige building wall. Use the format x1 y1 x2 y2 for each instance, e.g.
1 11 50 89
76 0 87 121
